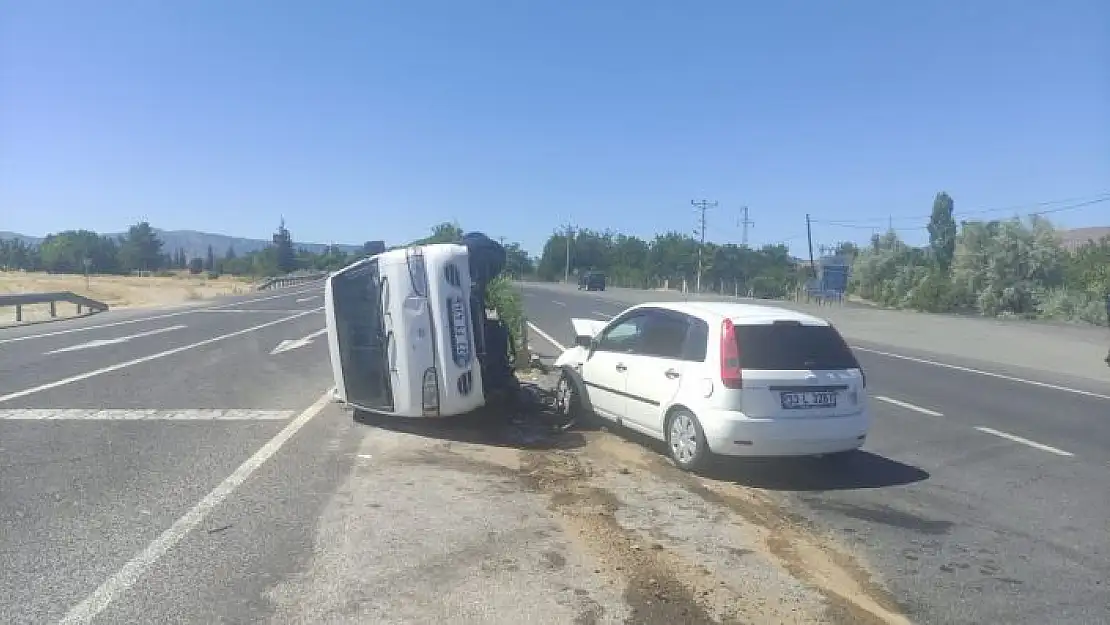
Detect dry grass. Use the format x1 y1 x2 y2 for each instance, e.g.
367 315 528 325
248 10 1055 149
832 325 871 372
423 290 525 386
0 271 255 325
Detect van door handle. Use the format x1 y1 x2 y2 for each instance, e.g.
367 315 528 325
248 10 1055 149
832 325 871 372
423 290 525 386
664 368 680 379
615 363 627 372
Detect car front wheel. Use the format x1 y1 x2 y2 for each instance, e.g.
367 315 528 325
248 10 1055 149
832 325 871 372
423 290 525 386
666 408 710 472
554 369 587 427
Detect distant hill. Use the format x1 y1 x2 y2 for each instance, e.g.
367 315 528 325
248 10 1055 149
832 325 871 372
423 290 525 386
0 228 364 259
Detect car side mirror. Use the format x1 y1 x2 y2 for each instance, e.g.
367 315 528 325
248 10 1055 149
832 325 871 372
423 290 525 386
574 335 592 348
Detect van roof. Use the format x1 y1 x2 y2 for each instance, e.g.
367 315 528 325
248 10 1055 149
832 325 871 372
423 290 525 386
639 300 831 326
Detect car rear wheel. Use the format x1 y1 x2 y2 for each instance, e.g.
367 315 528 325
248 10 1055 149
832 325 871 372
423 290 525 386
666 408 710 472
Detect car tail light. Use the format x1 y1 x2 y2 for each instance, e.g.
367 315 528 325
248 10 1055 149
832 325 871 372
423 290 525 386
719 318 743 389
422 367 440 416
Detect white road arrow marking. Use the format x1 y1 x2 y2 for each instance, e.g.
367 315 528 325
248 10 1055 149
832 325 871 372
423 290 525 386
270 328 328 355
44 325 187 355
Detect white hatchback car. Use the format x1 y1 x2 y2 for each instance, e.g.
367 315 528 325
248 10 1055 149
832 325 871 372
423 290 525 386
553 301 870 471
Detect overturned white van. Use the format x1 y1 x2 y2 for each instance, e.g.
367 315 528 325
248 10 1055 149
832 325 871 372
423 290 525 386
325 234 511 418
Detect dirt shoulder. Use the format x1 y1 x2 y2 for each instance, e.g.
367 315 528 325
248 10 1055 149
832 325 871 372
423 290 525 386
269 378 913 625
0 271 253 325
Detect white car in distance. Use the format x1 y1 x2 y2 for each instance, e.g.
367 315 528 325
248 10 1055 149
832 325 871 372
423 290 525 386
553 301 870 472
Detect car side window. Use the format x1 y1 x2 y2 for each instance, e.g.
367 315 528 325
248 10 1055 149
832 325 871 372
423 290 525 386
681 316 709 362
596 313 647 353
636 311 690 360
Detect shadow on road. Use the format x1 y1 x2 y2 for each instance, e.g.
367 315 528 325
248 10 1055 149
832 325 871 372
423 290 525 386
590 423 929 493
353 383 587 451
701 451 930 492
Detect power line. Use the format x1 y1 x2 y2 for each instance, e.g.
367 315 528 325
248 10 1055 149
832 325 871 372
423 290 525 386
811 191 1110 227
691 199 717 293
814 195 1110 232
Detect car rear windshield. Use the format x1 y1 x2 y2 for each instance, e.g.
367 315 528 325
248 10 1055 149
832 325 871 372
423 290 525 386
735 322 859 370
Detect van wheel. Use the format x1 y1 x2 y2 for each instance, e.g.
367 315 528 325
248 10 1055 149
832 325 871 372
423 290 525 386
666 408 710 472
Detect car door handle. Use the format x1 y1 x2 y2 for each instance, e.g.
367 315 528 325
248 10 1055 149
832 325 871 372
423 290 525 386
664 368 681 379
615 363 627 372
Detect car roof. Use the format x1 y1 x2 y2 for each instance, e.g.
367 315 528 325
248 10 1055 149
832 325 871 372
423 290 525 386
633 300 830 327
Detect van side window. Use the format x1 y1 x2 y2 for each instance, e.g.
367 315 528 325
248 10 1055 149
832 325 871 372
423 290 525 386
636 311 690 360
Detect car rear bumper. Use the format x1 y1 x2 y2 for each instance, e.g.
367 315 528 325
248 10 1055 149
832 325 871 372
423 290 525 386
699 409 869 457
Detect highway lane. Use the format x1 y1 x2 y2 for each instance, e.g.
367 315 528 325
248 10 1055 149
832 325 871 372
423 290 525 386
0 284 337 625
521 284 1110 625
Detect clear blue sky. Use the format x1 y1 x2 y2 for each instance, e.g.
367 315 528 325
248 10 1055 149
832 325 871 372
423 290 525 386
2 1 1107 257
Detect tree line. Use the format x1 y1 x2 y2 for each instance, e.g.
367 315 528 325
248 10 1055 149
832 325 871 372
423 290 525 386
535 229 803 298
0 219 347 277
846 192 1110 324
0 219 536 281
531 192 1109 325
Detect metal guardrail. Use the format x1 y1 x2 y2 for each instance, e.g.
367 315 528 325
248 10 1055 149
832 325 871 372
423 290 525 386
254 272 329 291
0 291 109 324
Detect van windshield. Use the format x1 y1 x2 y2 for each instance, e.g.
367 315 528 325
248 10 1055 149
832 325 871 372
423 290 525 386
735 322 859 371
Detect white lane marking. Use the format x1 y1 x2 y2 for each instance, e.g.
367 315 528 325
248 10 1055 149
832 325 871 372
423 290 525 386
0 409 294 421
270 328 328 355
205 285 322 310
591 310 614 319
0 308 322 405
853 346 1110 401
873 395 944 417
43 325 187 355
527 321 567 352
974 426 1074 457
553 300 567 307
295 296 318 303
56 389 334 625
0 286 322 346
197 309 317 314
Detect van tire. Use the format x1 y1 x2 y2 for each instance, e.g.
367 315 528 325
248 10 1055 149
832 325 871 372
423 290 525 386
666 408 710 472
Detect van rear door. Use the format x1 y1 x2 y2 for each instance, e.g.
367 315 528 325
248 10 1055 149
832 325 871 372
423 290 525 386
325 258 395 412
735 320 864 419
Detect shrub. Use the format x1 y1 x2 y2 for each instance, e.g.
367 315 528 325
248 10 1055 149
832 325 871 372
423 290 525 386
485 273 525 355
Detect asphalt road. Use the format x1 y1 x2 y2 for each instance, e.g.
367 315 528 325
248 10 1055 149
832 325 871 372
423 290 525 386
0 284 343 625
4 279 1108 624
521 284 1110 625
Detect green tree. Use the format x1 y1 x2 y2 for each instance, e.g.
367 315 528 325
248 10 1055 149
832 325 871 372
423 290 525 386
118 221 164 273
927 192 958 273
271 218 297 274
37 230 121 274
205 245 215 271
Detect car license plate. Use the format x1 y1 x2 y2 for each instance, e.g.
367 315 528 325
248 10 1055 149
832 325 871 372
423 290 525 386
780 391 837 410
448 296 471 365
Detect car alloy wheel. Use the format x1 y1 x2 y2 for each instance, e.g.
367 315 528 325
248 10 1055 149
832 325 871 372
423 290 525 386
667 409 709 472
554 370 583 426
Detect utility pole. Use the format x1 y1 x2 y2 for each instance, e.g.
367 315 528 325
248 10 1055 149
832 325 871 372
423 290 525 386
805 213 817 279
738 205 754 247
563 224 575 284
691 199 717 293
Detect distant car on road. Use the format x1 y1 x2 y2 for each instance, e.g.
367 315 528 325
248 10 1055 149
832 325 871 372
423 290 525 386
552 301 870 471
578 271 606 291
